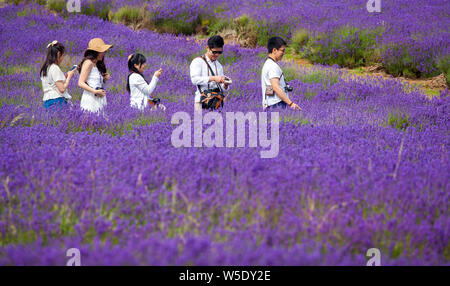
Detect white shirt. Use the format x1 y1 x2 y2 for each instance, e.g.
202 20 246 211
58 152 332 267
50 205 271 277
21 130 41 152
129 73 159 110
261 58 289 107
190 55 226 103
41 64 71 101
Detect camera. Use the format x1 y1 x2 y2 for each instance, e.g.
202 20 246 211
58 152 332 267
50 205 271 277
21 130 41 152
149 98 161 106
285 84 293 93
94 87 105 97
150 98 161 104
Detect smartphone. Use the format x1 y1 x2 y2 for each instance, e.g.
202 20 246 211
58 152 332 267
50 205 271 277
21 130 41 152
70 65 77 71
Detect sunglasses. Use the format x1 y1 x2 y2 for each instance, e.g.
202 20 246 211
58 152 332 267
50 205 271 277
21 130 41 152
211 50 223 55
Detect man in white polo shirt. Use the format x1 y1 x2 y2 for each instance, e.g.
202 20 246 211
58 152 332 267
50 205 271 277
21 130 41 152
190 35 230 110
261 37 301 110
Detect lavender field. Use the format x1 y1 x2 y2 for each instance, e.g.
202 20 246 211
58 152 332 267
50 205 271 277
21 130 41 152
0 2 449 265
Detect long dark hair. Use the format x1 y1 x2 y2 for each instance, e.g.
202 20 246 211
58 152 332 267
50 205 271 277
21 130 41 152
126 53 148 92
40 42 66 77
77 49 107 74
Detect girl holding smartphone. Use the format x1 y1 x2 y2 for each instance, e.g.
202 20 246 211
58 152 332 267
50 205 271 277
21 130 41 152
40 40 76 109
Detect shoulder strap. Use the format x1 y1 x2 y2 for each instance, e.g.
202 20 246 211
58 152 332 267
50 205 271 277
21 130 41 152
199 56 223 94
201 55 216 76
264 57 289 105
266 57 286 82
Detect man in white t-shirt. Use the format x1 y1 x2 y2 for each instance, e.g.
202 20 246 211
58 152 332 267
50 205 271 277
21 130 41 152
261 37 301 110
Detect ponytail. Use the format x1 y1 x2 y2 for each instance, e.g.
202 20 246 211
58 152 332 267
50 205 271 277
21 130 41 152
40 40 65 77
126 53 148 92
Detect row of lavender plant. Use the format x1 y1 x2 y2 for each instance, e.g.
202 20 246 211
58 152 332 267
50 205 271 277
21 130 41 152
42 0 450 78
0 3 448 265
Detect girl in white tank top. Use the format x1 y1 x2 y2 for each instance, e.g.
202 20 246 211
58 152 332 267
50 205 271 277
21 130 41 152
80 65 106 113
78 38 113 114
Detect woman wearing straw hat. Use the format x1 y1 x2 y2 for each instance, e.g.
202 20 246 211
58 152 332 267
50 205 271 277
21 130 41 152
78 38 113 114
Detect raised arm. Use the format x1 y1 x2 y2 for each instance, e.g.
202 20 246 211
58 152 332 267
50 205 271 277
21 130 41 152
134 74 159 96
54 68 75 94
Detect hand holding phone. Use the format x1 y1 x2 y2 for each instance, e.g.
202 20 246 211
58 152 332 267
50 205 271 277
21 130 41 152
154 68 163 78
65 65 77 78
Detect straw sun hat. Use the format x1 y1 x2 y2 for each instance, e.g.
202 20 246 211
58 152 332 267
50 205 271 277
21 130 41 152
85 38 113 53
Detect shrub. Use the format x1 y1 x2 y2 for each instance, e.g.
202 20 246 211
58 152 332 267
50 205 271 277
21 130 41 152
81 0 112 20
45 0 112 20
303 25 383 68
110 4 206 35
254 20 291 47
6 0 47 5
208 18 232 36
437 54 450 86
382 39 443 79
208 15 291 48
291 29 309 54
112 6 143 25
144 1 210 35
153 16 202 35
47 0 65 13
209 15 258 47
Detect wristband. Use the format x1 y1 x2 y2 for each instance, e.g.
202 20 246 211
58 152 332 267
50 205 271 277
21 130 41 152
288 101 294 107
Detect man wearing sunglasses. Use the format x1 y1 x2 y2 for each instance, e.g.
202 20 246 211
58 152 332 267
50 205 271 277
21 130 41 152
190 35 230 110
